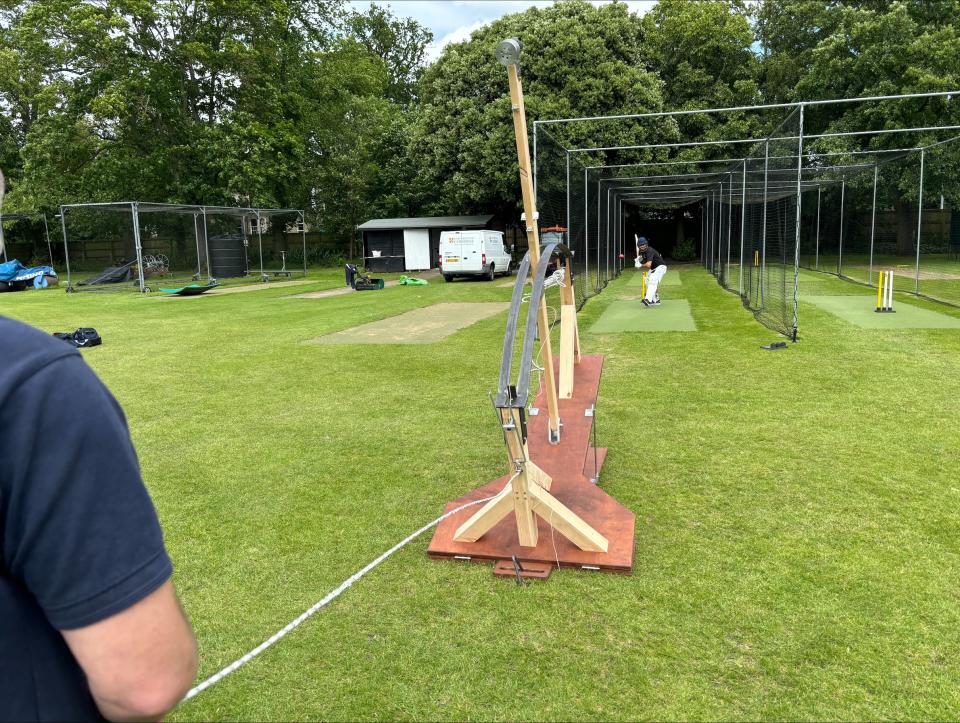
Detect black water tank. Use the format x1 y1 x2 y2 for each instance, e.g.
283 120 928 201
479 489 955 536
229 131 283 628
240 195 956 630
208 234 248 278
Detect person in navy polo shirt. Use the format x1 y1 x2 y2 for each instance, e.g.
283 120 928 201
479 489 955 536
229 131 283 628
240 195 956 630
0 315 198 722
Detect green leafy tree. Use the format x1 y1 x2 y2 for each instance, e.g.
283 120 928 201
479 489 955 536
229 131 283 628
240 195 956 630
756 0 960 252
407 0 669 224
641 0 762 144
346 3 432 106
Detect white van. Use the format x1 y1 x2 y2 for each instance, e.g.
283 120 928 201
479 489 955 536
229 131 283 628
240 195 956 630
439 230 513 282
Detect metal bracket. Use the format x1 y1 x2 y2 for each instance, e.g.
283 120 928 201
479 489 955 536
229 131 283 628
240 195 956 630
548 418 562 445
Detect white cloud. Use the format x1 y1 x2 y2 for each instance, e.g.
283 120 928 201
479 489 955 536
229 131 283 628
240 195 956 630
425 19 491 62
351 1 658 64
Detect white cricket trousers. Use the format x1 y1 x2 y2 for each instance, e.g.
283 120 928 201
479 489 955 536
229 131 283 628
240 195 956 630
645 265 668 302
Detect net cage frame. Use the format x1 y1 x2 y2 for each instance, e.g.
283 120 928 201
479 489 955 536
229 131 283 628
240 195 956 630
0 211 55 267
533 89 960 340
58 201 308 293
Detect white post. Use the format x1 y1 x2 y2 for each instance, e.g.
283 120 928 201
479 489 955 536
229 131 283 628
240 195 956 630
915 148 925 295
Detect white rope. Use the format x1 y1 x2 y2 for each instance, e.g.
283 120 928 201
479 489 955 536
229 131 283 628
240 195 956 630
182 494 495 702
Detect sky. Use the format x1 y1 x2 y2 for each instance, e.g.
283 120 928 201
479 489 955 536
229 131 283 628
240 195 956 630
347 1 657 62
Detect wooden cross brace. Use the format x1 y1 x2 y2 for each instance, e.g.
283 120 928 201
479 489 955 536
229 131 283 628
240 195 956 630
453 408 607 553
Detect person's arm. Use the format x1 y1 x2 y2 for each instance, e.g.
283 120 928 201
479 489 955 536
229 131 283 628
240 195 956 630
62 581 198 722
0 350 199 721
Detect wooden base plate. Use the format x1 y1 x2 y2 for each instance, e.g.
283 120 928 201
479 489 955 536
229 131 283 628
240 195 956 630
428 355 635 574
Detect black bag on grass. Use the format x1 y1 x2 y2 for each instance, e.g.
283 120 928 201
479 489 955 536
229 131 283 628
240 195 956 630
53 328 102 348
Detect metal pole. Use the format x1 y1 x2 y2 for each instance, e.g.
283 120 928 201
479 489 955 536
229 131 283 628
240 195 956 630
42 214 53 267
532 122 537 199
760 141 769 307
59 207 73 291
584 167 589 295
838 178 846 275
726 174 733 287
202 207 213 280
739 160 746 295
700 201 704 266
256 211 265 281
915 148 925 295
300 211 307 276
537 89 960 126
868 164 878 284
791 104 805 341
131 202 147 292
566 151 571 256
596 179 601 293
815 187 821 269
606 188 611 284
193 213 203 280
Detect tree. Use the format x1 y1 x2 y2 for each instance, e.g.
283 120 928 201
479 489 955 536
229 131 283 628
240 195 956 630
641 0 763 146
346 3 432 106
756 0 960 253
406 0 668 225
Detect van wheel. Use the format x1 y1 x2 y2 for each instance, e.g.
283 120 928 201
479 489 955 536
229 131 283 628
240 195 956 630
443 274 453 283
486 264 495 281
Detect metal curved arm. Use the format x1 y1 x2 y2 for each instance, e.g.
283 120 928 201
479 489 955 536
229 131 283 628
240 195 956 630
495 242 574 411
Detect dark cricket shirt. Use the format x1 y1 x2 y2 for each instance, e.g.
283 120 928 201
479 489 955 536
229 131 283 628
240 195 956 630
0 316 172 722
639 246 665 270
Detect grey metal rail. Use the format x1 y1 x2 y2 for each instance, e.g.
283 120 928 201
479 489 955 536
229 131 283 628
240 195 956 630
494 242 573 411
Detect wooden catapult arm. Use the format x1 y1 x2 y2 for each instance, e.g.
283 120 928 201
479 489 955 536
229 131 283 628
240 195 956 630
453 39 604 554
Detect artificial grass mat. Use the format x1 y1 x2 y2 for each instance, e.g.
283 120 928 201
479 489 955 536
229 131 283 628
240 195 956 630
309 301 510 344
4 266 960 720
804 295 960 329
589 299 697 333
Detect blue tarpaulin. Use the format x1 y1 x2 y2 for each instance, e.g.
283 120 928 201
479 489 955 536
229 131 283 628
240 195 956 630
0 260 57 288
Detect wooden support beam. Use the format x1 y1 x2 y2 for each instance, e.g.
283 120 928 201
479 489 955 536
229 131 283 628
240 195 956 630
507 62 560 441
529 483 608 553
559 305 576 398
453 482 515 542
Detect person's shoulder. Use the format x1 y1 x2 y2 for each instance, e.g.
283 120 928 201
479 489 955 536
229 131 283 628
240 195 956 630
0 317 79 393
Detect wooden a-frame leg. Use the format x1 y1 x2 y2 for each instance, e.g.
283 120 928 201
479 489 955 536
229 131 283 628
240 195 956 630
529 483 608 553
453 482 516 543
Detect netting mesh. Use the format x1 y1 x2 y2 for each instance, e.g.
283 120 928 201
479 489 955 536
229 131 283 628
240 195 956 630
536 129 622 310
706 108 802 339
797 140 960 308
535 93 960 338
61 204 306 292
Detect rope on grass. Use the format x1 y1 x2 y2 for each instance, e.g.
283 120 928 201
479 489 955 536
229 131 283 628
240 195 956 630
182 493 496 702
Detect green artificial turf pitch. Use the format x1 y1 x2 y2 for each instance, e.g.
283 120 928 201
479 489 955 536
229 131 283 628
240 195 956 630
5 266 960 720
309 301 509 344
589 298 697 333
804 295 960 329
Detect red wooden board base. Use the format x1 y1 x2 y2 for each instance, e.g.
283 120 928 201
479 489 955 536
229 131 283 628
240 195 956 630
428 355 635 575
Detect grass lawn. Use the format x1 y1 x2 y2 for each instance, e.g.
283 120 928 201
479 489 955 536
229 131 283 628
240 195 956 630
4 264 960 720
